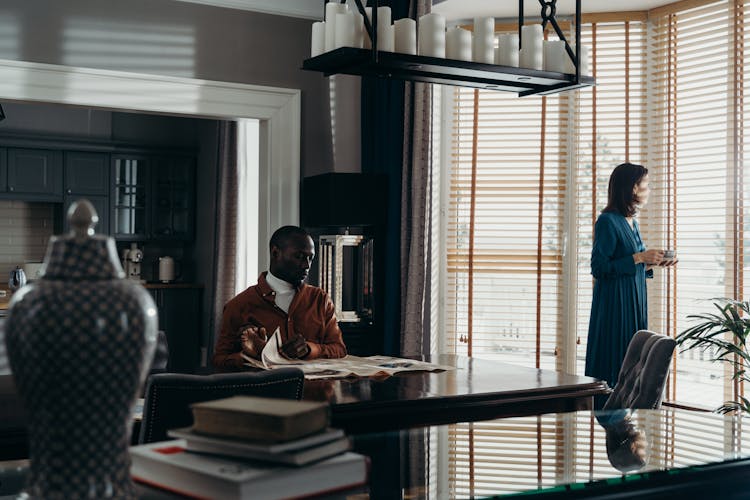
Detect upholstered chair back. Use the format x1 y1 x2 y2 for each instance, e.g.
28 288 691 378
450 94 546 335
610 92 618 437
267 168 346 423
138 368 305 443
603 330 676 410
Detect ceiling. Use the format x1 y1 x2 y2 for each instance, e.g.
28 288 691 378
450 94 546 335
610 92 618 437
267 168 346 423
433 0 676 21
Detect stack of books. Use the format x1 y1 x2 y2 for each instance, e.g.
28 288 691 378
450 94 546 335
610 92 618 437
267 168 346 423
130 396 369 499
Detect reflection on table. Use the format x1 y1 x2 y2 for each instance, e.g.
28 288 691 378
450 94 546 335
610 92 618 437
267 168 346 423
303 354 609 432
1 407 748 499
352 407 750 499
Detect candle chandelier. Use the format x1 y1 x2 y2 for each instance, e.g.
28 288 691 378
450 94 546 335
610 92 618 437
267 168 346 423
303 0 594 96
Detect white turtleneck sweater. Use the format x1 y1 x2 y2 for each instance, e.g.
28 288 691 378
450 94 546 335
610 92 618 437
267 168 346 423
265 271 296 314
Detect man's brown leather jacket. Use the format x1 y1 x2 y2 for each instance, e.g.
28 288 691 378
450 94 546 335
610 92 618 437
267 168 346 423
212 272 347 371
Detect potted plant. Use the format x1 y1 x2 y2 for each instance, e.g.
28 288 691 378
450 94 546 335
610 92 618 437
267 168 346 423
676 298 750 414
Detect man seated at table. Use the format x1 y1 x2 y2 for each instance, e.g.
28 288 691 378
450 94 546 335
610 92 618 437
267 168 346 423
213 225 347 372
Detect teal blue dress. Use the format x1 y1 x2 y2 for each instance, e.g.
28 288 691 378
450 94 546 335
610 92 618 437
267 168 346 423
585 212 651 390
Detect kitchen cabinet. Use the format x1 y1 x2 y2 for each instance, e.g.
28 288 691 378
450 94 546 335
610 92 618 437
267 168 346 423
63 152 110 234
0 149 6 193
112 155 149 240
148 286 202 373
113 154 195 241
151 156 195 240
6 148 63 201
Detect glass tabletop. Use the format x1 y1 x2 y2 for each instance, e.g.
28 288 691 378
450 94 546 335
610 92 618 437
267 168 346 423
350 407 749 499
1 407 747 499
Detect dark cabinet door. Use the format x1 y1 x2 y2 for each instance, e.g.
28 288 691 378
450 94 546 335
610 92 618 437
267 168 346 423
151 156 195 241
7 148 63 200
112 155 149 240
0 148 6 192
150 288 202 373
65 151 109 196
64 152 110 234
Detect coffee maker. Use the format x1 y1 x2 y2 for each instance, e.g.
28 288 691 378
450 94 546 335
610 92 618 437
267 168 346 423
122 243 144 282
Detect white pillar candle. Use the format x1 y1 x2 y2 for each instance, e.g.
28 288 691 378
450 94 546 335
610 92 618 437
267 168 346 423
311 21 326 58
335 12 356 49
495 33 519 67
543 40 566 73
565 44 590 75
579 44 590 75
352 12 364 48
325 2 349 52
377 6 392 50
394 18 417 55
520 24 543 70
446 27 472 61
472 17 495 64
379 24 395 52
418 13 446 58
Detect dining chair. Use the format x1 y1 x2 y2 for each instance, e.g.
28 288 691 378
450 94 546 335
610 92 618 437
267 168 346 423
138 368 305 443
603 329 676 410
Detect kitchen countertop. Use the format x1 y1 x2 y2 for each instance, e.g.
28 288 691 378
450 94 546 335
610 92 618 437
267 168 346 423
0 283 203 314
143 283 204 289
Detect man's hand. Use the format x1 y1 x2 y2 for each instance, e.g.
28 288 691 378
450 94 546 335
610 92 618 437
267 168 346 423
280 334 311 359
240 325 268 360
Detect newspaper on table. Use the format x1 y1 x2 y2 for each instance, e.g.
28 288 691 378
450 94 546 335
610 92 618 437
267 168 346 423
242 328 454 380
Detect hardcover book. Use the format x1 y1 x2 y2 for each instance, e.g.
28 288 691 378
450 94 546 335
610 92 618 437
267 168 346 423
190 396 329 442
167 427 349 466
130 440 368 500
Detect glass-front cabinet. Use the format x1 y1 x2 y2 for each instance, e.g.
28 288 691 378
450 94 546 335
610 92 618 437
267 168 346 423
112 155 149 240
151 156 194 240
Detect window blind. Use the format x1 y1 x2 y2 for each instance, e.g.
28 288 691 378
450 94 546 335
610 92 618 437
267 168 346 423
445 78 568 370
648 0 747 409
441 4 750 492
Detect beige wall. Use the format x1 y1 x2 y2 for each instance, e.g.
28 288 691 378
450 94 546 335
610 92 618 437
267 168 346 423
0 201 55 279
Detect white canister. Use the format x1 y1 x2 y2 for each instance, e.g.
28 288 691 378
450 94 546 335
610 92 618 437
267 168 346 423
158 256 176 283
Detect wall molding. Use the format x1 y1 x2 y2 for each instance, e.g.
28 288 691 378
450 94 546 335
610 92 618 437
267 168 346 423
172 0 322 20
0 57 301 273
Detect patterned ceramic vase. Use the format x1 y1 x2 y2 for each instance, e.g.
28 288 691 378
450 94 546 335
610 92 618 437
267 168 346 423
4 200 157 499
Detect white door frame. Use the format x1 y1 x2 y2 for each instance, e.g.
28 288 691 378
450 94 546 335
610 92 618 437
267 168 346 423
0 57 301 271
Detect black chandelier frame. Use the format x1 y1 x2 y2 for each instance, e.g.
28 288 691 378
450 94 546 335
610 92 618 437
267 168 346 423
303 0 593 96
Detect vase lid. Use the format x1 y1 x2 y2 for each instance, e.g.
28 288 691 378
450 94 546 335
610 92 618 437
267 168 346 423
41 200 125 281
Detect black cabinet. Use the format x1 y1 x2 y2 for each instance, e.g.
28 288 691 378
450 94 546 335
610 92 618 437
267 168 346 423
113 154 195 241
112 155 149 240
0 149 6 193
6 148 63 201
63 152 110 234
148 287 202 373
151 156 195 240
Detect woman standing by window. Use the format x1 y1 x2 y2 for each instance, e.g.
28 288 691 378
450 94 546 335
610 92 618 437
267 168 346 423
585 163 676 404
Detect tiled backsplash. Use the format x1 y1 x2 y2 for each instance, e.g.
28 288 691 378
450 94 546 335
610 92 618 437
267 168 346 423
0 200 55 279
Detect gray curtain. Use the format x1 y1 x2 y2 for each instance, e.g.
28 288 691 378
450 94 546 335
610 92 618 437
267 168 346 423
399 1 432 492
209 121 238 363
400 0 433 358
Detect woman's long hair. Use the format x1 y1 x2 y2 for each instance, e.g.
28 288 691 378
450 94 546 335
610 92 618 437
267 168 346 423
602 163 648 217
